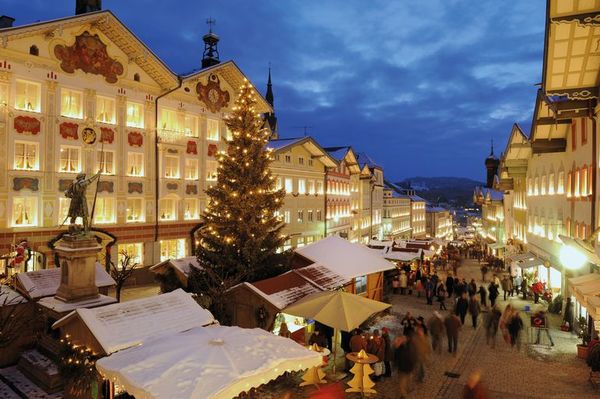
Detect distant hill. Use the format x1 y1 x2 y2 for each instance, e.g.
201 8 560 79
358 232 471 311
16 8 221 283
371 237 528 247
396 177 484 207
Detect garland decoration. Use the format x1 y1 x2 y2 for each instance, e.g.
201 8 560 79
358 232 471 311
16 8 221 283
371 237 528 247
58 334 99 396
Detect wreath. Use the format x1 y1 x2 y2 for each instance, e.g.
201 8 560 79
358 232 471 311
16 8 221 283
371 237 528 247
255 305 269 329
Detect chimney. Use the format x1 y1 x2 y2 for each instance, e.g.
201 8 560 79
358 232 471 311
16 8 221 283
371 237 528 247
75 0 102 15
0 15 15 29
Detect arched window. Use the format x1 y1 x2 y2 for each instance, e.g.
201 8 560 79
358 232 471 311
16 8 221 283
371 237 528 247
574 169 580 197
548 173 555 195
541 175 547 195
557 170 565 194
133 73 140 82
29 45 39 56
575 222 579 239
567 172 572 197
581 167 588 197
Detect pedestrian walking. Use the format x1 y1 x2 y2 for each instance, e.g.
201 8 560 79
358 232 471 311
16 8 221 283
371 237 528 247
499 304 513 345
468 279 477 297
437 282 447 310
521 276 528 300
514 274 522 295
394 335 416 399
455 293 469 324
425 278 435 305
392 274 400 294
488 282 499 307
484 305 501 348
427 311 445 354
446 274 454 297
399 271 408 295
401 311 416 336
507 276 514 297
508 310 524 350
477 285 488 308
381 327 393 377
444 312 461 354
501 275 509 301
468 296 481 329
563 297 574 332
480 265 488 282
412 326 431 383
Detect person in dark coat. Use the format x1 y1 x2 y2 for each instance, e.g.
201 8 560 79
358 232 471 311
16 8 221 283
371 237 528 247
488 282 499 307
455 293 469 324
425 278 435 305
477 285 488 308
349 329 366 352
427 311 445 354
468 296 481 328
454 277 462 296
484 305 502 348
381 327 393 377
437 283 447 310
521 277 528 300
446 275 454 297
401 311 416 336
394 335 416 398
308 328 328 348
468 279 477 297
563 297 574 331
508 311 524 351
444 313 461 354
367 329 386 381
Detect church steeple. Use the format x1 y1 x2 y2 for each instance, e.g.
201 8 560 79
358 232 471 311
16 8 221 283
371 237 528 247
201 18 220 69
266 66 274 108
485 138 500 189
264 65 278 139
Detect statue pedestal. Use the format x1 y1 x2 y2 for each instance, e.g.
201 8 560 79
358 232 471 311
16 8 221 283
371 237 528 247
54 234 102 303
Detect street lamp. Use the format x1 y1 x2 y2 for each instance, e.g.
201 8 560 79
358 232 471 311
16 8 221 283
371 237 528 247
558 231 600 269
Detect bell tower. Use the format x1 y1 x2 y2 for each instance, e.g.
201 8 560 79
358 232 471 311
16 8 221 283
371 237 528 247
485 139 500 188
201 18 220 69
75 0 102 15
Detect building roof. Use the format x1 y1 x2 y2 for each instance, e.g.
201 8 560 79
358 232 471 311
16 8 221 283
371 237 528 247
266 137 306 151
294 264 349 291
53 289 215 354
355 152 382 170
243 271 322 310
426 205 448 213
267 136 338 168
0 285 27 305
324 146 352 161
294 236 395 280
16 263 115 299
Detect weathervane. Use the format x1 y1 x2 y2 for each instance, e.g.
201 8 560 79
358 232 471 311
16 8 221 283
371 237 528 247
206 17 216 33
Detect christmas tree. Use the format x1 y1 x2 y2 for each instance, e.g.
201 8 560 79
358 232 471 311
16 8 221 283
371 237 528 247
191 80 290 322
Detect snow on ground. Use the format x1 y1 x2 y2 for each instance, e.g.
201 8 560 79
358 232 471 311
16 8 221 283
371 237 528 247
0 367 62 399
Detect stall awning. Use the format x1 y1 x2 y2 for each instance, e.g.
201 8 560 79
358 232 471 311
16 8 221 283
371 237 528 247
518 257 545 270
586 296 600 321
568 274 600 308
506 252 536 263
488 243 505 250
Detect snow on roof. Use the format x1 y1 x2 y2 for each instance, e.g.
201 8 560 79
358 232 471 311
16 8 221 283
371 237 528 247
294 264 349 290
382 248 422 262
325 147 350 161
246 271 322 310
426 205 448 213
408 194 427 202
355 152 381 169
266 137 305 151
53 289 215 354
294 236 395 280
150 256 201 277
368 240 395 248
96 325 321 399
17 263 115 299
1 285 27 305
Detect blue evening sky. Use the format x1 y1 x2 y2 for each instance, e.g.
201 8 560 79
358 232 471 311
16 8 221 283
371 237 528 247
4 0 546 181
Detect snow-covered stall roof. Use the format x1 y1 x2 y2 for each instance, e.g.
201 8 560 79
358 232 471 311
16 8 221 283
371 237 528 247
16 263 115 299
294 236 395 280
242 271 322 310
0 285 27 305
375 247 422 262
53 289 215 354
150 256 201 276
294 263 349 290
96 325 322 399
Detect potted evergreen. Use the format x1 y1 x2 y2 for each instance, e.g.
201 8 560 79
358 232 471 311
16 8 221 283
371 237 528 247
576 316 591 359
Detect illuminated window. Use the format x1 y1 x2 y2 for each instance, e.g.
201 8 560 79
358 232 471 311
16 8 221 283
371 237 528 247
94 197 115 224
298 179 306 194
15 80 41 112
207 119 219 141
317 181 324 194
534 177 539 196
160 238 186 261
185 158 198 180
307 236 314 244
355 275 367 295
224 126 233 141
126 198 144 223
275 177 282 190
285 155 291 163
299 157 304 165
118 243 143 267
159 197 177 220
0 83 8 107
59 146 80 173
96 96 115 124
60 89 83 119
184 114 198 137
308 209 313 222
206 160 218 181
297 209 304 223
284 178 293 193
284 210 290 224
567 172 572 197
581 167 588 197
548 173 555 195
574 170 580 197
184 198 199 220
589 166 593 196
58 198 82 225
316 209 322 221
97 150 115 175
127 152 144 176
283 239 292 251
160 108 178 133
126 102 144 128
14 141 38 171
541 175 546 195
12 197 37 227
308 180 316 194
308 159 313 167
164 155 180 178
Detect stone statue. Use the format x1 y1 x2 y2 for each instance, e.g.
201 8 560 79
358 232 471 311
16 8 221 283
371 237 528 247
64 172 100 234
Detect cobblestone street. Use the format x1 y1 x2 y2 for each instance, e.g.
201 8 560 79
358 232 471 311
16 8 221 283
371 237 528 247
254 257 597 398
